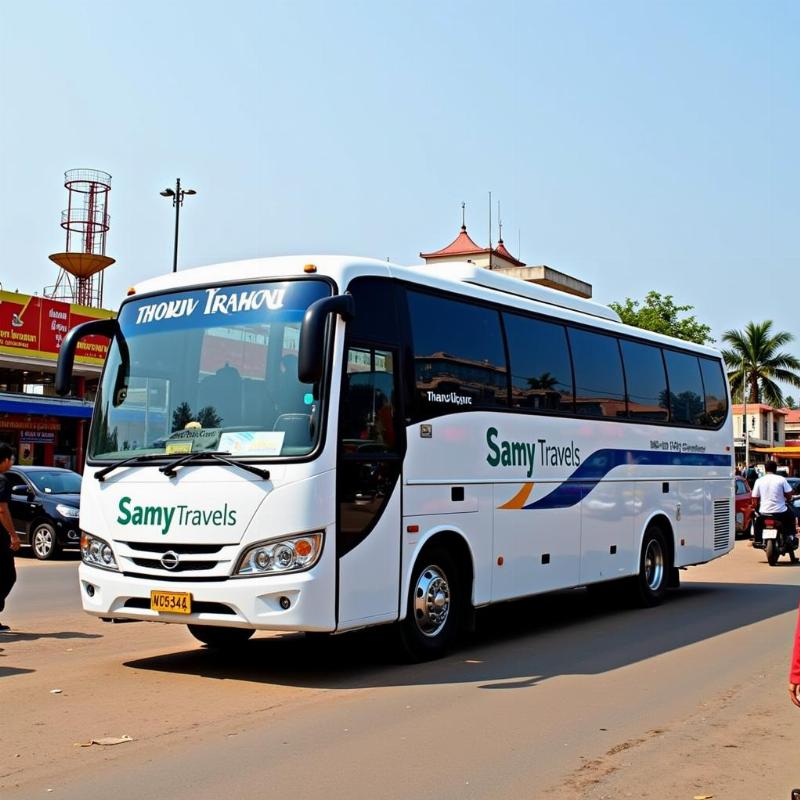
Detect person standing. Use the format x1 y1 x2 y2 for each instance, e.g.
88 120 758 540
0 443 20 631
791 603 800 708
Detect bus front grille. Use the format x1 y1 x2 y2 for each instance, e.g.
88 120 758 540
130 557 217 572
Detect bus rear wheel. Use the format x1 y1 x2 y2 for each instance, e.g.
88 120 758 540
188 625 254 649
630 525 669 607
399 547 460 661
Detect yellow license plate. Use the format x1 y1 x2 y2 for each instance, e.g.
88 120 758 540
150 590 192 615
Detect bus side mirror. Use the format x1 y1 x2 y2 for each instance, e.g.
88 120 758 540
298 294 355 384
56 318 122 396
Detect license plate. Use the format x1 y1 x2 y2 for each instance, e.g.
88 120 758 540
762 529 778 540
150 590 192 614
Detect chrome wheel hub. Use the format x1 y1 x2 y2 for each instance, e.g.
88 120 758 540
34 528 53 558
413 565 450 637
644 539 664 591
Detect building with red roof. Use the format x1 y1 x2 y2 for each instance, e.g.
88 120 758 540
420 216 592 298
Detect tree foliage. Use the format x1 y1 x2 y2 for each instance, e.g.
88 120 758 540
171 401 194 432
609 291 713 345
721 321 800 406
171 402 223 431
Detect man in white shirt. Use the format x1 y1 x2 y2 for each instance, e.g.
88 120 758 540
752 460 796 547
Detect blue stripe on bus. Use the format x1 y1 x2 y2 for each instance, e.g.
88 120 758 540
522 449 731 510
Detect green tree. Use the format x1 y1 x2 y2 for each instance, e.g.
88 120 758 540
721 321 800 406
197 406 223 428
785 395 797 410
171 401 194 431
609 291 713 345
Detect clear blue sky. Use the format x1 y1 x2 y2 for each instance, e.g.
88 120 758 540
0 0 797 345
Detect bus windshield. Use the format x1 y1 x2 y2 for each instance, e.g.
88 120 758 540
88 279 331 461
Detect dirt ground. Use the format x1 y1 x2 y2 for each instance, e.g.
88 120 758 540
3 541 800 799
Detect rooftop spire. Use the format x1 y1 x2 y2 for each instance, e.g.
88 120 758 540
461 201 466 231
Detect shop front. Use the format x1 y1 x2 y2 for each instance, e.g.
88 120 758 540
0 395 93 471
0 289 113 472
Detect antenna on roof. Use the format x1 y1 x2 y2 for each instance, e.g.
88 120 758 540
488 191 492 270
461 201 466 230
488 192 492 250
498 200 503 243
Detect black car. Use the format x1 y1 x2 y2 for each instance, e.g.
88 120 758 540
5 466 81 560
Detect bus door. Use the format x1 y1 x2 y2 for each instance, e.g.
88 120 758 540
336 344 403 630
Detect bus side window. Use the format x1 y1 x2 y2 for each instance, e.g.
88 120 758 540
341 347 397 453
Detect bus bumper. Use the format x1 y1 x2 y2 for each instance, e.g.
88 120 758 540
78 562 336 632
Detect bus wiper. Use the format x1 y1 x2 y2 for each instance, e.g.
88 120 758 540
94 453 174 482
158 451 271 480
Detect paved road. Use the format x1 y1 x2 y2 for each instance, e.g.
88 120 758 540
2 542 800 799
5 550 82 618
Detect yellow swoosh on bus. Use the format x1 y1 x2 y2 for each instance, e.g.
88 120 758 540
498 482 535 509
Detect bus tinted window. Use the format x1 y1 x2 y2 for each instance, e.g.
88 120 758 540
569 328 626 417
620 340 669 422
503 313 573 412
407 290 507 416
664 350 705 426
699 357 728 427
345 277 400 345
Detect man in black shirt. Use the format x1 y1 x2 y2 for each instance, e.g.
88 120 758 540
0 443 20 631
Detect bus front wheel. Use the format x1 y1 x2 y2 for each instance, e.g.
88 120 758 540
188 625 255 649
630 525 669 607
399 547 460 661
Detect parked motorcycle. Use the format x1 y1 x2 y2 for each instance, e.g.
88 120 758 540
753 508 799 566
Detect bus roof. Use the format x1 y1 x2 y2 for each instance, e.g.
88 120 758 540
129 255 721 358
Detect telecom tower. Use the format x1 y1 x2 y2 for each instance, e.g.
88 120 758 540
47 169 115 308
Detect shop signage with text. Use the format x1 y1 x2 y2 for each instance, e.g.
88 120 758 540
0 290 114 364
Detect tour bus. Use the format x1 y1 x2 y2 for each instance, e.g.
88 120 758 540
56 256 733 659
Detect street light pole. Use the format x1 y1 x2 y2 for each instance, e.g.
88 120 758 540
743 358 750 468
160 178 197 273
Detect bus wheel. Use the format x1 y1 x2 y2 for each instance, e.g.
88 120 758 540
188 625 254 649
399 547 460 661
630 525 669 607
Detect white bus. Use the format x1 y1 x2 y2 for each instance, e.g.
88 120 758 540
56 256 733 659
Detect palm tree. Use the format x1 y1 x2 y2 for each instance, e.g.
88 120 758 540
721 321 800 406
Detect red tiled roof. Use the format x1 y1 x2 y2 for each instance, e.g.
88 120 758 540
784 409 800 423
420 227 526 267
494 238 524 267
732 404 788 415
420 225 490 259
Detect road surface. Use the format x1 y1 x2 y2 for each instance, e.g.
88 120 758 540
2 541 800 799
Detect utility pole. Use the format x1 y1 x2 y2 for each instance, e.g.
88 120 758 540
743 358 750 467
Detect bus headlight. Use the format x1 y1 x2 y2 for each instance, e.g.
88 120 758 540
235 533 323 576
80 532 118 571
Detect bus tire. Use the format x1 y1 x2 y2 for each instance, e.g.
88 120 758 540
399 547 460 661
188 625 254 649
630 524 669 607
